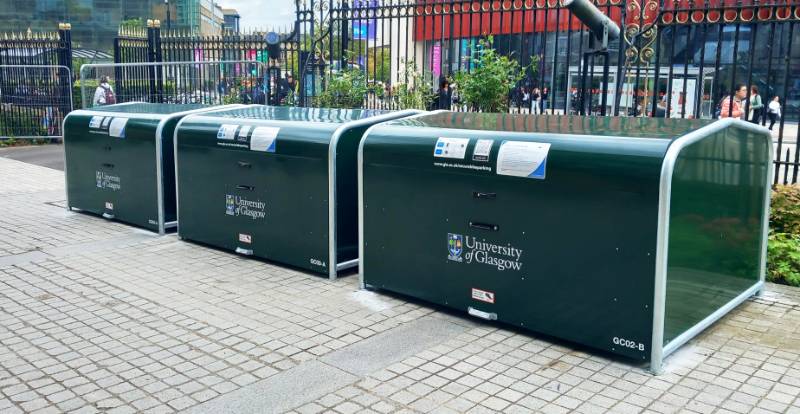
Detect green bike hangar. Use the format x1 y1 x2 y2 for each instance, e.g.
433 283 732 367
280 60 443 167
173 105 421 279
62 102 244 234
357 112 772 374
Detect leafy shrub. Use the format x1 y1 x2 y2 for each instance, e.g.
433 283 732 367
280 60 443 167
767 185 800 287
316 67 379 109
393 61 435 111
453 36 533 113
770 185 800 234
767 232 800 286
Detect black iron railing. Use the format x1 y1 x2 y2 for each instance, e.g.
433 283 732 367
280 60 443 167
0 24 73 139
2 2 799 184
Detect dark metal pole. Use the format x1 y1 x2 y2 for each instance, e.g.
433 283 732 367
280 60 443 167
165 0 172 30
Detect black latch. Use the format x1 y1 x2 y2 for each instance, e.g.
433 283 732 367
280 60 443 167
473 191 497 200
469 221 499 231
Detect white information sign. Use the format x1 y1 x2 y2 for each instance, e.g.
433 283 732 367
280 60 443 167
496 141 551 179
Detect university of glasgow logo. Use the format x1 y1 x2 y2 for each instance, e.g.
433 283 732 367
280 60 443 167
448 233 463 262
95 171 103 188
225 194 236 216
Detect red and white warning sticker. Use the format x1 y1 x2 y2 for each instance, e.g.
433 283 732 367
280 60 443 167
238 233 252 244
471 288 495 304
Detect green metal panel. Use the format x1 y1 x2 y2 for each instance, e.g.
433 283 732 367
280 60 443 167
63 103 214 233
360 112 770 367
175 106 417 277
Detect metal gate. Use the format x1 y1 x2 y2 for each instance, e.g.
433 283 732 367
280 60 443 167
0 64 73 140
79 61 269 109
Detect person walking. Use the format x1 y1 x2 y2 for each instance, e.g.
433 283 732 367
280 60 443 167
520 87 531 114
719 84 747 119
92 76 116 107
747 85 764 124
434 76 453 110
541 87 549 114
767 96 781 130
532 87 541 115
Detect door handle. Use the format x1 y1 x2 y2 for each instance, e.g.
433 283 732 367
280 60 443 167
236 185 254 191
235 247 253 256
237 161 252 168
473 191 497 200
102 163 114 168
469 221 499 232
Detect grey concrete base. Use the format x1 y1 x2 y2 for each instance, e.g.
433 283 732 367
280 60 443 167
0 233 157 266
185 360 357 414
188 315 470 414
321 315 471 376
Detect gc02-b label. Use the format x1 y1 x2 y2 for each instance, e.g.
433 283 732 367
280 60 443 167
613 336 645 352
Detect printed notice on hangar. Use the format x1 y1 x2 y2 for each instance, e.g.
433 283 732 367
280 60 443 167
217 124 238 140
108 118 129 138
237 125 252 140
496 141 551 179
250 126 279 152
472 139 493 162
433 137 470 159
89 116 103 129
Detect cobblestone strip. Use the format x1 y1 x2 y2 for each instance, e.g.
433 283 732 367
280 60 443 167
0 259 298 414
0 191 132 258
287 290 800 414
53 236 435 363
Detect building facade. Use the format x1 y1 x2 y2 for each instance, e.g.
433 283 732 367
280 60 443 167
0 0 164 51
222 8 241 33
0 0 227 51
386 1 800 119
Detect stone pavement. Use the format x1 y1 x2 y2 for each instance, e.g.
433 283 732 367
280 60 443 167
0 156 799 414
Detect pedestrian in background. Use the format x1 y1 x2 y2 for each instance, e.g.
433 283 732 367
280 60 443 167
719 84 747 119
434 76 452 110
92 76 116 107
767 96 781 130
747 85 763 124
521 87 531 114
541 87 549 114
532 87 541 114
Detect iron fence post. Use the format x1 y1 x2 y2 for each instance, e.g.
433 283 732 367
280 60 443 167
57 23 73 115
147 20 160 103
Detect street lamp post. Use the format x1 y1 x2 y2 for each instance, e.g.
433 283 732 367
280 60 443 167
164 0 171 30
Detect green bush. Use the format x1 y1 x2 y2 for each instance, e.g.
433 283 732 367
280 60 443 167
316 67 379 109
767 185 800 287
770 185 800 234
392 61 435 111
453 36 535 113
767 232 800 286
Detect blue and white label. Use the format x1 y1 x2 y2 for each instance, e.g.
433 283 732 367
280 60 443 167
108 118 128 138
496 141 550 179
237 125 252 141
89 116 103 129
250 126 279 152
433 137 469 159
217 124 238 140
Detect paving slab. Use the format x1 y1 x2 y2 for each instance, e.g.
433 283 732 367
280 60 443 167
0 156 798 414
